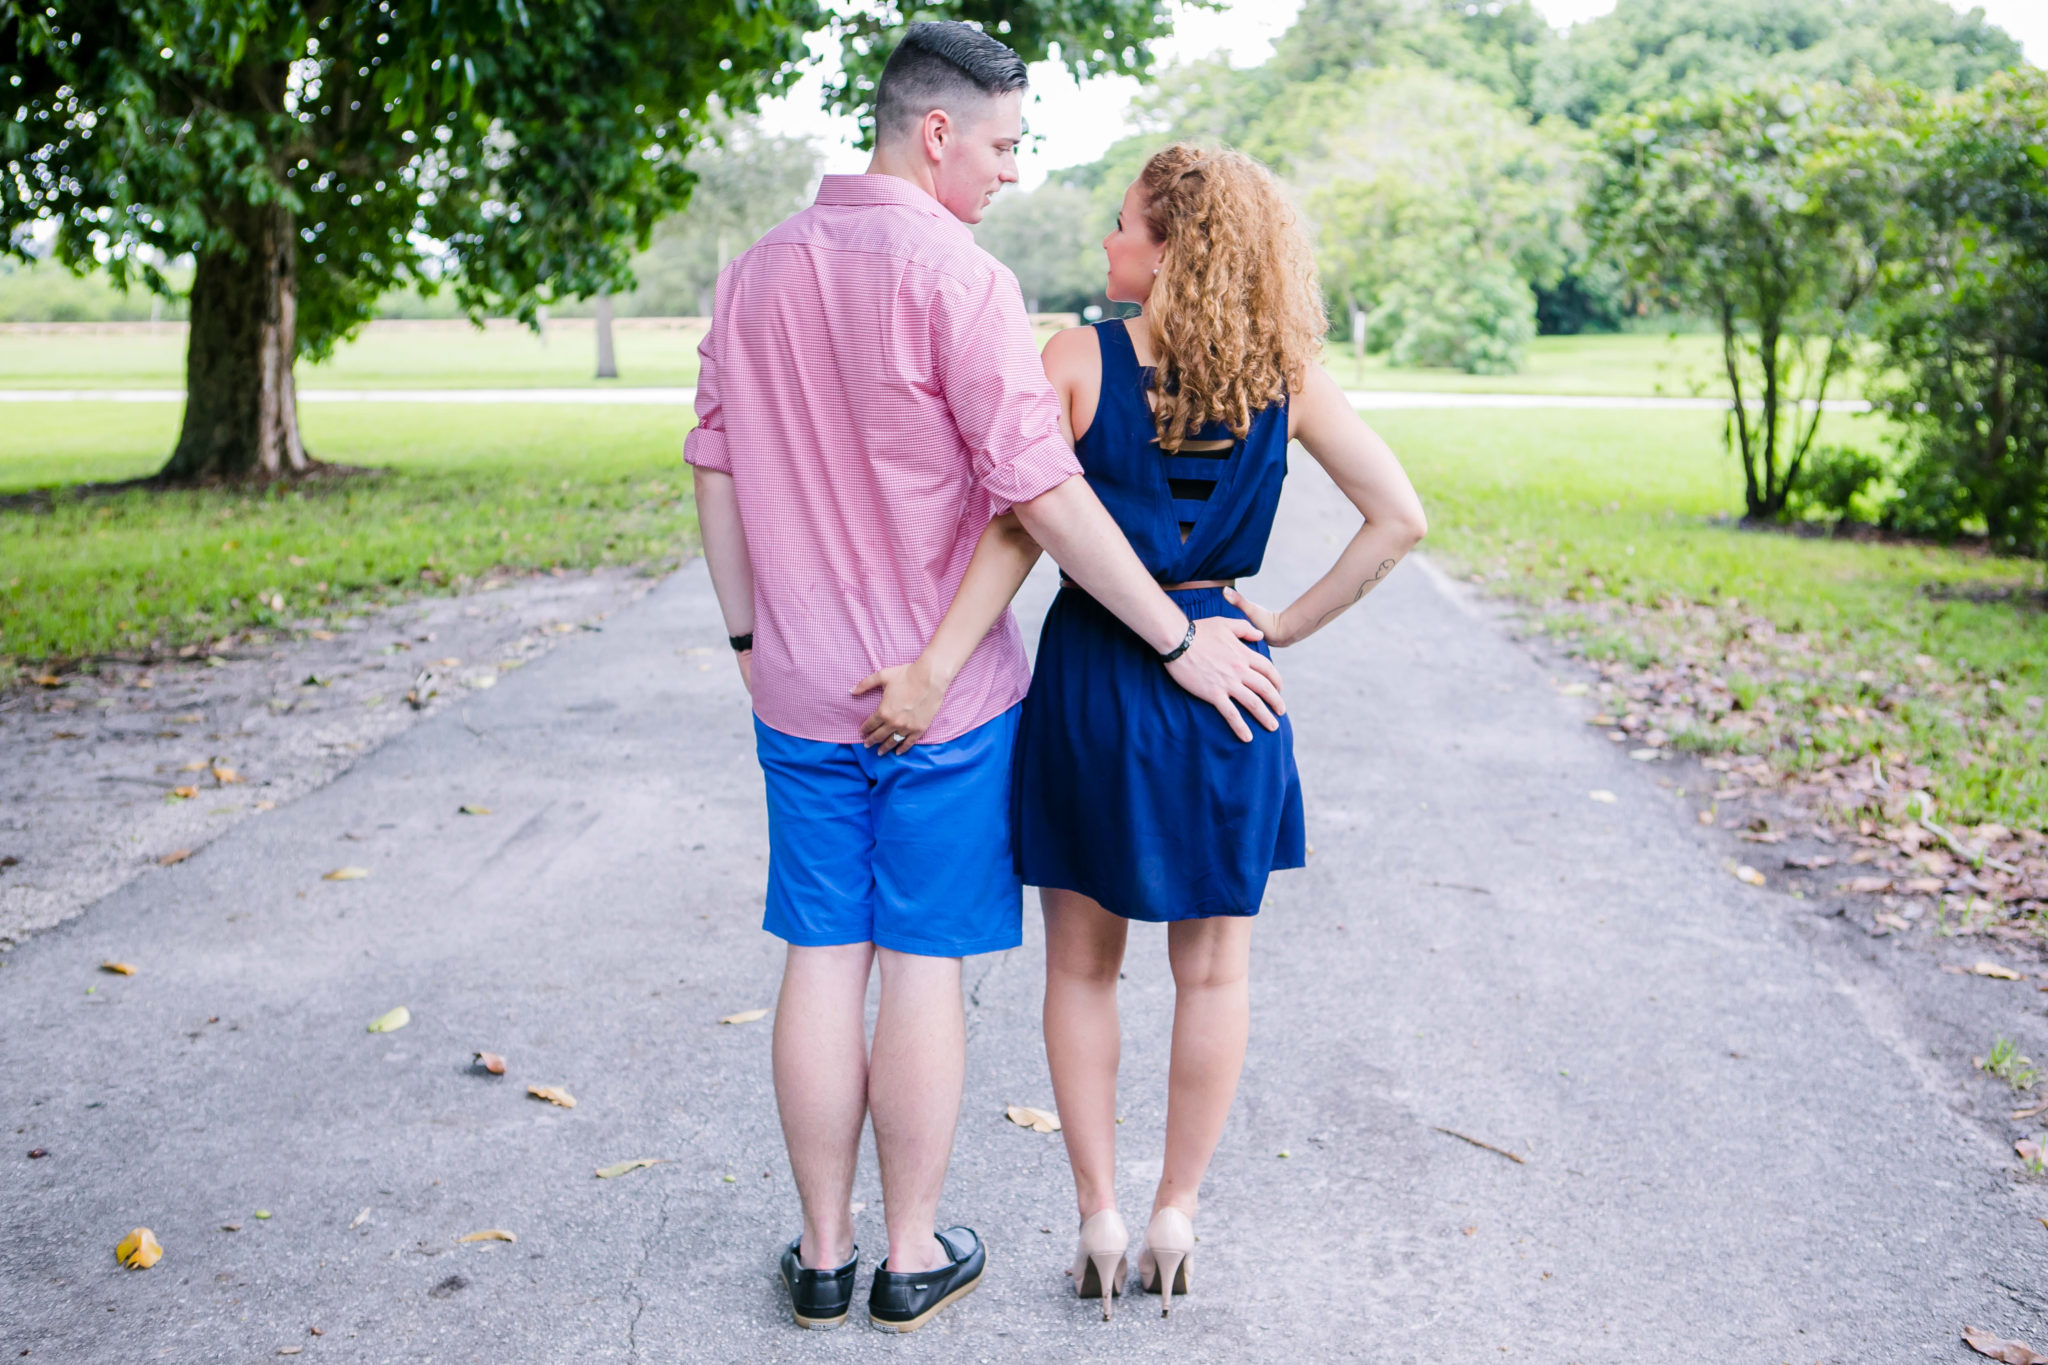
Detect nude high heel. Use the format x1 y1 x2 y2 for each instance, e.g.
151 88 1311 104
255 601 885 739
1137 1207 1194 1316
1066 1209 1129 1321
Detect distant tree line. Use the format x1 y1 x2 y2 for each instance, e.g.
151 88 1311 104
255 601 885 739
980 0 2045 551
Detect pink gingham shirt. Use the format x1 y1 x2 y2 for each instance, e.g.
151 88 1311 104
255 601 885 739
684 173 1083 744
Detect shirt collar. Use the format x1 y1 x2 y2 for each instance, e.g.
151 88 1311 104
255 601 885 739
814 172 958 222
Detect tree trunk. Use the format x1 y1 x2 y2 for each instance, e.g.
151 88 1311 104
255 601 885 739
593 292 618 380
161 201 310 482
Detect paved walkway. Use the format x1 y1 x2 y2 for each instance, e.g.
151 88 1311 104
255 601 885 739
2 455 2040 1362
0 387 1876 412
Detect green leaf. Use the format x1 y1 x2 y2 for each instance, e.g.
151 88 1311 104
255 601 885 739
366 1005 411 1033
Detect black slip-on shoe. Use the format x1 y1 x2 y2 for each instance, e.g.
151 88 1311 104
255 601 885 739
867 1226 985 1333
780 1237 858 1330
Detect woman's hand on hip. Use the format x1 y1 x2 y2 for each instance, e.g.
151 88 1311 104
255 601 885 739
853 657 951 755
1222 587 1292 649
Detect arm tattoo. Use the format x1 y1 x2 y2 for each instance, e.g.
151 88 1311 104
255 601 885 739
1310 557 1399 632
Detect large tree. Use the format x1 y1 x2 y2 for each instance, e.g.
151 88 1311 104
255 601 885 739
1 0 1178 483
1588 79 1912 519
1875 68 2048 554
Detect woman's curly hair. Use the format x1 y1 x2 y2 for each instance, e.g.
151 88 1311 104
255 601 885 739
1137 143 1325 453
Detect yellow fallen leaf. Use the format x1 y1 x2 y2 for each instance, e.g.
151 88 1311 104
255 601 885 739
100 961 136 976
1974 962 2025 981
366 1005 410 1033
458 804 491 816
528 1084 576 1108
179 759 208 772
157 848 192 867
473 1051 506 1075
32 674 64 688
310 630 335 641
595 1158 666 1179
212 764 241 784
324 866 369 881
171 785 199 799
457 1229 516 1243
115 1227 163 1269
1734 865 1766 886
720 1008 769 1025
1005 1104 1061 1134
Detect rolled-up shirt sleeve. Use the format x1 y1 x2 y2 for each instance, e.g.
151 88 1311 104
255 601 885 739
682 273 732 473
932 264 1084 514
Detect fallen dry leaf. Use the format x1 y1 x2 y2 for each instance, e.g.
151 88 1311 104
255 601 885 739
99 961 136 976
1734 865 1766 886
1628 748 1662 762
115 1227 162 1270
171 785 199 800
1005 1105 1061 1134
179 759 207 772
349 1207 370 1229
1588 789 1617 804
1738 830 1787 844
2018 1139 2041 1162
1555 682 1588 696
212 764 241 785
595 1158 666 1179
528 1085 576 1108
472 1051 506 1075
366 1005 410 1034
1964 1326 2048 1364
32 674 64 688
1974 962 2025 981
1784 855 1836 870
719 1008 769 1025
1902 876 1947 895
278 1348 302 1356
157 848 192 867
1843 875 1894 894
457 1229 516 1243
324 866 369 881
458 804 491 816
1875 911 1913 932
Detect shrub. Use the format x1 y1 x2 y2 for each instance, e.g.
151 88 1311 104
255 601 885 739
1786 445 1885 523
1366 254 1537 375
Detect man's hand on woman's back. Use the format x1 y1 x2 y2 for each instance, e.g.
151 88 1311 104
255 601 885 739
1166 618 1284 743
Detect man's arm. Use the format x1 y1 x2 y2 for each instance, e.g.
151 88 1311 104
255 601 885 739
932 272 1284 744
1013 476 1282 744
692 466 756 692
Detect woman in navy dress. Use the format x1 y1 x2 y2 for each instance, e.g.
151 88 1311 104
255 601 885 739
852 144 1427 1316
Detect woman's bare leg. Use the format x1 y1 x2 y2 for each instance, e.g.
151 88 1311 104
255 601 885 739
1041 888 1129 1221
1154 915 1253 1219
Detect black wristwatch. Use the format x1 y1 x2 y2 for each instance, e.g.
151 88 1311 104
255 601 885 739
1157 619 1196 664
729 633 754 652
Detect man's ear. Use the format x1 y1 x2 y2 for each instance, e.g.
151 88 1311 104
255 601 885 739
921 107 952 164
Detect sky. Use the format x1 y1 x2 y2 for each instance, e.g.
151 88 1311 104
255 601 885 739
754 0 2047 190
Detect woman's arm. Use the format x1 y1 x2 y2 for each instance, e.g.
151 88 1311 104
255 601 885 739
1225 364 1428 647
853 512 1042 753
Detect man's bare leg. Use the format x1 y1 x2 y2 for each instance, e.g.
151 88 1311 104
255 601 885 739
868 946 966 1274
773 942 874 1269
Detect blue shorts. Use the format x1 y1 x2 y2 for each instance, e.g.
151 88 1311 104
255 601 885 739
754 705 1022 958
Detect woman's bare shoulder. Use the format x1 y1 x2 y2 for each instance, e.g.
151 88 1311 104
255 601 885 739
1040 324 1101 375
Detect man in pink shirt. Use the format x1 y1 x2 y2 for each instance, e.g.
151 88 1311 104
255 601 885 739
686 21 1282 1333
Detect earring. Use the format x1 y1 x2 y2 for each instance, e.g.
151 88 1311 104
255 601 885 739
1152 266 1158 275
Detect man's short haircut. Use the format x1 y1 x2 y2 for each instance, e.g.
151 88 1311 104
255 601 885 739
874 21 1029 144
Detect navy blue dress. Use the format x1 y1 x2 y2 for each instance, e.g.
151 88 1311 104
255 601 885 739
1013 320 1305 922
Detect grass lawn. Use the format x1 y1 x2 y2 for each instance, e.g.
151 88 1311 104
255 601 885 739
0 319 710 391
6 388 2040 831
1371 407 2048 829
0 403 695 665
0 321 1750 397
